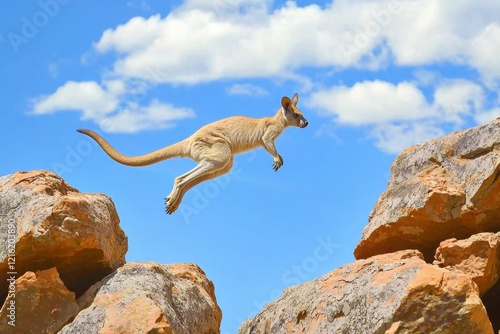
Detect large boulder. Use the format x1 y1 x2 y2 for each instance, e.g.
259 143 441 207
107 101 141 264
239 120 500 333
59 262 222 334
0 170 128 301
239 250 493 334
0 268 79 333
434 232 500 295
0 170 222 333
355 118 500 260
434 232 500 332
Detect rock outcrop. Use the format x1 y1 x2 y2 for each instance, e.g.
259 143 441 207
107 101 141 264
240 119 500 333
354 118 500 261
0 268 79 333
0 170 128 300
59 262 222 334
0 170 222 334
239 250 493 334
434 232 500 295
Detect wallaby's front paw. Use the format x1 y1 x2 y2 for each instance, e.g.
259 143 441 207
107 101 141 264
273 155 283 172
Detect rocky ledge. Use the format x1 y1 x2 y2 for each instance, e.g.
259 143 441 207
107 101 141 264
239 118 500 333
0 170 222 334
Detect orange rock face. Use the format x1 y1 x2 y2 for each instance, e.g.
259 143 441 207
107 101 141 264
0 170 128 301
0 170 223 334
0 268 79 333
434 233 500 295
239 250 493 334
355 119 500 261
59 262 222 334
238 121 500 333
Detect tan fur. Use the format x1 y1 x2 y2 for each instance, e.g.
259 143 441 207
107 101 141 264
78 93 308 214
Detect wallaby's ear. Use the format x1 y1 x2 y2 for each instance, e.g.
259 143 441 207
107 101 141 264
281 96 292 112
291 93 299 105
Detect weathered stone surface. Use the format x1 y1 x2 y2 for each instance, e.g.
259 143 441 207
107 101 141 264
434 232 500 295
238 250 493 334
59 262 222 334
0 170 128 301
0 268 79 333
355 118 500 260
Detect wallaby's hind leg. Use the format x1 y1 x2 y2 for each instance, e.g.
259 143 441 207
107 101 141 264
166 158 233 214
180 157 234 201
165 159 221 214
165 144 232 214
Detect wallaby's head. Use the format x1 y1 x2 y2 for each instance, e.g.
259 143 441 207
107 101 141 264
281 93 308 128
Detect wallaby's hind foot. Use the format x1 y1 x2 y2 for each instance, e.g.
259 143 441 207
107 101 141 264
165 196 177 215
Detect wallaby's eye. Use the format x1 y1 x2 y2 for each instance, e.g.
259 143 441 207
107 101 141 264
293 113 300 119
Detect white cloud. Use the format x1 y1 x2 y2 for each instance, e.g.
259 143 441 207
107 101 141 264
89 0 500 84
92 1 400 84
474 108 500 125
433 80 484 124
30 0 500 146
309 78 493 153
95 15 164 54
469 23 500 85
308 80 431 125
227 83 268 96
100 99 195 133
180 0 271 16
32 81 121 120
385 1 500 72
31 80 194 133
412 69 440 87
371 123 445 154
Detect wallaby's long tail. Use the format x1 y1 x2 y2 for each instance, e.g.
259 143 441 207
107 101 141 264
77 129 187 167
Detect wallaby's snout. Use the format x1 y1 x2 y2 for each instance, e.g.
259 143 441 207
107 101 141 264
300 119 308 128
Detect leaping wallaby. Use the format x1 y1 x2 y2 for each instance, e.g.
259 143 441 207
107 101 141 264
78 93 308 214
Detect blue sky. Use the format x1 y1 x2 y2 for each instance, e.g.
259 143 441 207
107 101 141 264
1 0 500 332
